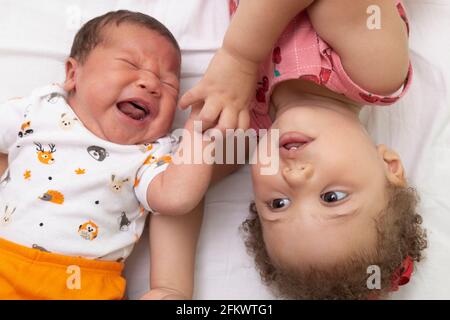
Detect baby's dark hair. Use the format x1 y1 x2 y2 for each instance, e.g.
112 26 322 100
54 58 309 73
241 184 427 299
70 10 181 64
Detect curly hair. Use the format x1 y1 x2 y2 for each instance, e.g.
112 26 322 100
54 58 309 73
70 10 181 64
241 185 427 299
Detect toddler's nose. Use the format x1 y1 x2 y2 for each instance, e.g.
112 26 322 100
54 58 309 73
282 163 314 187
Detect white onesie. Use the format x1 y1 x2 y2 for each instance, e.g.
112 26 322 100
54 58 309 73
0 84 178 262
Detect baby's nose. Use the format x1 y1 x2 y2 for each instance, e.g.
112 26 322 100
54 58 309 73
136 72 161 97
282 163 314 186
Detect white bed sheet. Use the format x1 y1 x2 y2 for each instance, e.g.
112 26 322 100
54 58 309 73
0 0 449 300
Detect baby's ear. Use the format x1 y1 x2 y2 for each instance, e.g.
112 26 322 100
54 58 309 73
63 58 78 92
377 144 406 187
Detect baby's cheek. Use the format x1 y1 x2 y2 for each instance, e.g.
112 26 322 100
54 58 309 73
82 84 115 111
161 102 177 125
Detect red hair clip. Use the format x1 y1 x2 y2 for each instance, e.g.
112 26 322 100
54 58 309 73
390 255 414 291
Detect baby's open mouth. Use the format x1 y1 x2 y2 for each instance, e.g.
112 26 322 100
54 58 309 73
117 100 150 121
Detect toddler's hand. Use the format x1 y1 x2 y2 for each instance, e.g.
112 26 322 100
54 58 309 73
179 47 258 133
140 288 188 300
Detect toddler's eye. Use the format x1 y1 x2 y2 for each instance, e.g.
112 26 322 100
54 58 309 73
321 191 348 203
269 198 291 211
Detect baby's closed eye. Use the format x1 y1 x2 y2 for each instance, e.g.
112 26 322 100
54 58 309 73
116 57 139 69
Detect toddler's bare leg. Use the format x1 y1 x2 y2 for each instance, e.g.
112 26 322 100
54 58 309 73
307 0 409 95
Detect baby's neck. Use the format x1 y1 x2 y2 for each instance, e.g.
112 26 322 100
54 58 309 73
271 79 362 120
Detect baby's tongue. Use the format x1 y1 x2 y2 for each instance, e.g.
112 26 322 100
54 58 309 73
117 102 146 120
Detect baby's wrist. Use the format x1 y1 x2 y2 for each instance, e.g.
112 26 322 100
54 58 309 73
148 287 190 300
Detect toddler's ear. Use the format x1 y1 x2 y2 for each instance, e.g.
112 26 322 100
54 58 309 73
377 144 406 187
64 58 78 92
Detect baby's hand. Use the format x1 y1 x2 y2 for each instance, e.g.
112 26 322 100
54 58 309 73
140 288 188 300
179 47 258 133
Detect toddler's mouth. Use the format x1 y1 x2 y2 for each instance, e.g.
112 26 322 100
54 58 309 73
117 100 151 121
279 131 313 158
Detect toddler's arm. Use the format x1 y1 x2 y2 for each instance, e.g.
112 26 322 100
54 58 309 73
179 0 314 131
306 0 409 95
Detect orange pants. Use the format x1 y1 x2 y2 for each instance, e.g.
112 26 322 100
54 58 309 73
0 237 126 300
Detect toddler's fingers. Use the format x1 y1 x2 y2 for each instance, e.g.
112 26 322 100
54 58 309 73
190 102 203 117
237 109 250 131
198 101 222 125
200 119 216 133
179 86 205 110
217 108 238 134
188 103 206 132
